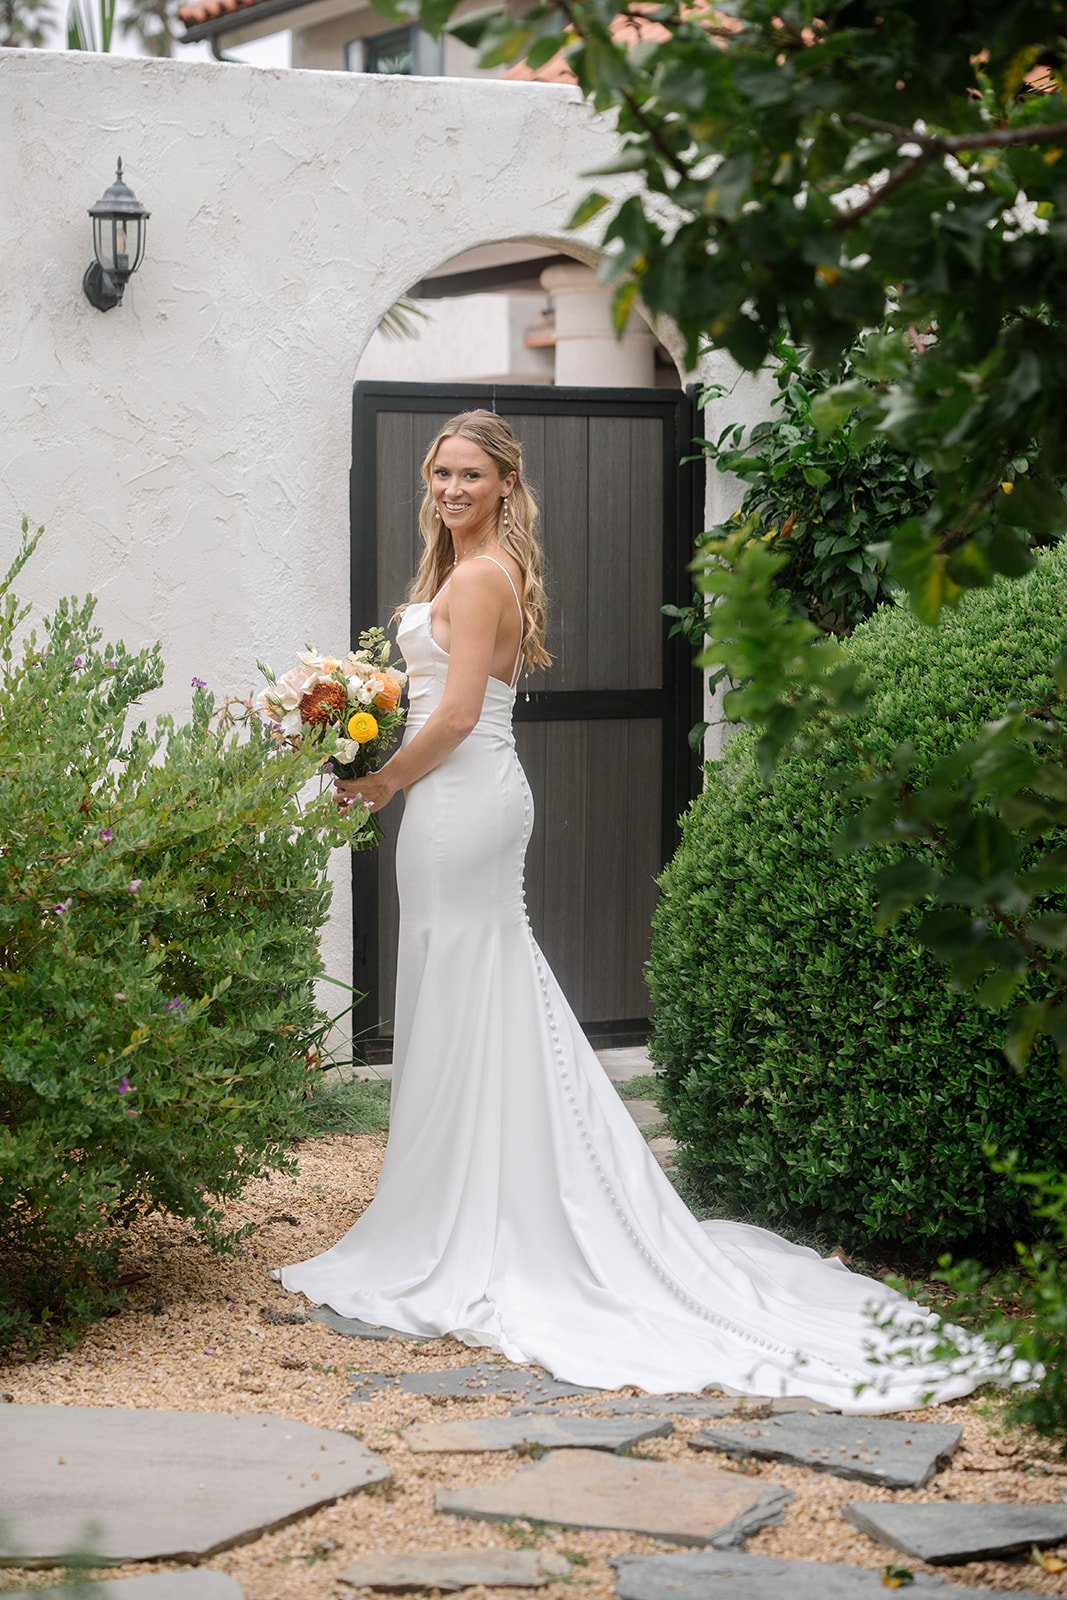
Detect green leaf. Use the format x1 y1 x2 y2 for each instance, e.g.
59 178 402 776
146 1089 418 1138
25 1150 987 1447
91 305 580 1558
1028 914 1067 952
568 191 611 230
810 382 870 436
1004 1001 1048 1072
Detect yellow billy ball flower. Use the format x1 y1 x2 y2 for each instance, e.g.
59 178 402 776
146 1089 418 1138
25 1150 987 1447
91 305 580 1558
347 711 379 744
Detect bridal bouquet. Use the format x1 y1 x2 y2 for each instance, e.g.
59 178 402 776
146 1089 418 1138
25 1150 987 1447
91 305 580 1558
259 629 407 793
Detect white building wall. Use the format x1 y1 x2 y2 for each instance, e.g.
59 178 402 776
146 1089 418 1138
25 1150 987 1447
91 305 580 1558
0 49 766 988
0 52 633 991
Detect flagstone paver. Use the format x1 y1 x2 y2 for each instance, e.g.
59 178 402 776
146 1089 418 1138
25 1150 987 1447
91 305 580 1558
514 1395 835 1419
345 1372 397 1403
339 1549 572 1590
0 1405 390 1565
402 1413 673 1453
611 1551 1050 1600
437 1446 792 1547
308 1308 434 1342
396 1362 596 1402
842 1500 1067 1564
3 1577 242 1600
623 1099 662 1129
690 1413 962 1488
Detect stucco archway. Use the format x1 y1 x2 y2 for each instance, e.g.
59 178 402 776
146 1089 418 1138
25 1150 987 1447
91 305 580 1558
352 233 692 391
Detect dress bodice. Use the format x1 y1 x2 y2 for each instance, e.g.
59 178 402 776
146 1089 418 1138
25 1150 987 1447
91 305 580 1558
397 601 516 741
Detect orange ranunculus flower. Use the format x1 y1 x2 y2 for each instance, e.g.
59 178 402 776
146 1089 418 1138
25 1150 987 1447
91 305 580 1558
372 673 403 711
300 681 348 728
348 711 379 744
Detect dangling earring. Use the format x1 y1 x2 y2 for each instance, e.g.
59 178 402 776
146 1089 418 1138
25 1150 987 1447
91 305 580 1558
502 496 511 537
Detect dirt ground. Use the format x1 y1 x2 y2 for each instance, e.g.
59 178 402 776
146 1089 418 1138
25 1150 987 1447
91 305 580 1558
2 1132 1066 1600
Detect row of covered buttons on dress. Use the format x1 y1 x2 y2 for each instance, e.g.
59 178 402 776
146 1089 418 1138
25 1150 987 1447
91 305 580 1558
523 919 854 1379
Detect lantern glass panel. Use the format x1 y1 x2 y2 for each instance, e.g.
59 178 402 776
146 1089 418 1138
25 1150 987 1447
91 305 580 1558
128 218 146 273
93 216 117 274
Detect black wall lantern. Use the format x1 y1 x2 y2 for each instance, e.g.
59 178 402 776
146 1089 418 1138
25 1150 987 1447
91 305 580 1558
83 158 151 312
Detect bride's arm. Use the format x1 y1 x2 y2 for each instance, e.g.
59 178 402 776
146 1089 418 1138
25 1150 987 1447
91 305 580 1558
337 562 502 811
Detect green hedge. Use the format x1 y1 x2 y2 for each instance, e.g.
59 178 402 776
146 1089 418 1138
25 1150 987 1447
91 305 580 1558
649 549 1067 1262
0 528 359 1343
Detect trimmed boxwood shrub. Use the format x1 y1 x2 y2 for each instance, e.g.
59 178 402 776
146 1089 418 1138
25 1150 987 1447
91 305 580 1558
649 547 1067 1263
0 528 359 1344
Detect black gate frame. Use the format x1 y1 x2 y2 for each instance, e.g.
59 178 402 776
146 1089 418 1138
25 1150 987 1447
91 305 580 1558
350 380 705 1050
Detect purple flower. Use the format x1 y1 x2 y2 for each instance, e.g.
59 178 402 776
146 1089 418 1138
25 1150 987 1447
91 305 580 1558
98 828 113 843
117 1076 133 1094
164 997 188 1012
125 1108 138 1119
128 878 143 894
324 761 335 775
191 675 208 690
105 659 118 670
52 898 72 915
73 655 84 670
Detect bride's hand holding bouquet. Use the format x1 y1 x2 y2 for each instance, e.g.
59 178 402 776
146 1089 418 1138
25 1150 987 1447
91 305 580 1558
258 627 406 842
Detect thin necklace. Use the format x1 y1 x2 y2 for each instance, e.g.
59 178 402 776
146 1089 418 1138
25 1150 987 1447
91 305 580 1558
452 530 495 567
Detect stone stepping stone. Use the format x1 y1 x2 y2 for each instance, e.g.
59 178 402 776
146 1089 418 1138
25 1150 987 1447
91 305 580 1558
346 1372 397 1403
690 1413 961 1489
437 1446 792 1547
309 1308 434 1342
843 1500 1067 1564
611 1550 1050 1599
516 1395 834 1419
3 1578 241 1600
0 1405 390 1565
340 1549 571 1590
402 1413 673 1453
397 1362 596 1403
623 1099 663 1128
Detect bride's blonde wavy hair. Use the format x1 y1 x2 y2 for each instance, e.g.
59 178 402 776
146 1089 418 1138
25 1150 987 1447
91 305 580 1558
404 410 551 672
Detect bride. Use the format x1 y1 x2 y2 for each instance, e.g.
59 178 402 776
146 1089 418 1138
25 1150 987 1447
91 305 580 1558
277 408 1018 1410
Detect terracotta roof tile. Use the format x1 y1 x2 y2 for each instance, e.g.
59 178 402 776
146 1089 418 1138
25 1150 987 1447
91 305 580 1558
503 4 737 83
178 0 263 29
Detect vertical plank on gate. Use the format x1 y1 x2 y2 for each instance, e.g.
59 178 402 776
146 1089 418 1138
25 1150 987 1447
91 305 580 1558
625 719 663 1017
587 416 632 692
375 800 403 1032
540 718 590 1014
516 411 546 516
629 418 664 691
583 718 630 1019
541 412 589 693
375 411 414 622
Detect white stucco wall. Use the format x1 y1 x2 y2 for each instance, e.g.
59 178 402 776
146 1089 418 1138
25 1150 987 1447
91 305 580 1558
0 50 634 996
1 48 771 1004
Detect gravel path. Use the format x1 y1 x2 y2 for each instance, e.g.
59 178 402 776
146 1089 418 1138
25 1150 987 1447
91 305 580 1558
2 1132 1065 1600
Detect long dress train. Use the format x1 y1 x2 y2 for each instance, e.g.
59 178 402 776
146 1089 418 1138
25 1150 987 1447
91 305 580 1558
280 560 1022 1412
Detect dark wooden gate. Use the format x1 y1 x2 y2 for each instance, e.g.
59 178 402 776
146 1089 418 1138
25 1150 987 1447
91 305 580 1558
350 381 702 1050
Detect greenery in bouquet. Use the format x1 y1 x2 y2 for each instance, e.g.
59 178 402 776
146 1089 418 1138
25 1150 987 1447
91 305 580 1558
259 631 407 795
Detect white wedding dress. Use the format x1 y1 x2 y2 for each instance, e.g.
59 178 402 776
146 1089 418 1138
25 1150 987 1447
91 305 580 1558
280 558 1020 1411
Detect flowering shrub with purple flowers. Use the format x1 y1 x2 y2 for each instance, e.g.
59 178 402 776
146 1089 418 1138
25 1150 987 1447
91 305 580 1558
0 522 360 1346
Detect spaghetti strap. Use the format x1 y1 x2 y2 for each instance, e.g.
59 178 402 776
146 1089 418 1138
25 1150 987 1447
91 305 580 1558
474 554 526 688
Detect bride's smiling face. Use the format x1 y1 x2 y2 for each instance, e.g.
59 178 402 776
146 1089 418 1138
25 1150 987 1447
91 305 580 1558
431 435 515 535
